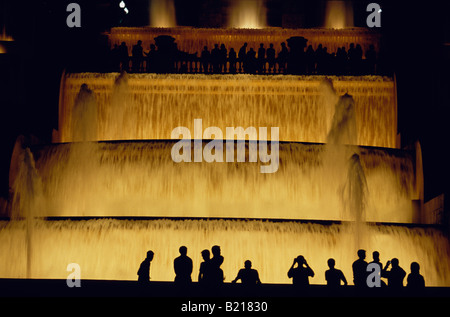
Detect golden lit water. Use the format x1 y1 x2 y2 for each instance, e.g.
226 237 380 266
149 0 176 28
324 0 354 29
3 71 448 287
11 141 417 222
56 73 397 148
228 0 267 28
0 219 448 286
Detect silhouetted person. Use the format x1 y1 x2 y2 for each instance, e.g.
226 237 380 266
336 46 348 75
200 46 210 73
305 45 315 74
211 44 221 73
210 245 224 285
369 251 386 287
354 44 363 74
406 262 425 290
110 44 121 71
317 45 331 74
277 42 288 73
118 42 129 72
144 44 157 72
371 251 382 268
132 40 144 72
219 44 227 73
257 43 266 73
232 260 261 286
198 249 212 286
348 43 356 74
174 246 193 286
365 44 377 74
238 42 248 72
325 258 347 287
228 48 237 74
266 43 275 73
245 48 257 74
382 258 406 289
352 249 368 287
137 250 154 283
288 255 314 287
322 47 330 74
329 52 337 74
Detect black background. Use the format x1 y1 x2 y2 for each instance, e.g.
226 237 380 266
0 0 449 203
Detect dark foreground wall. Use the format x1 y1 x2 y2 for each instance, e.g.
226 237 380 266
1 278 449 297
1 279 448 313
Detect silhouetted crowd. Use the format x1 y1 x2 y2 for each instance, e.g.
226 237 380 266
137 246 426 293
110 37 380 76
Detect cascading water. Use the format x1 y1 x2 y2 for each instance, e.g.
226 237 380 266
149 0 176 28
3 71 450 287
71 84 98 142
11 141 415 222
0 219 449 285
324 0 354 29
228 0 267 29
327 93 357 145
9 140 45 278
343 154 368 223
322 81 368 249
55 73 398 148
323 81 364 220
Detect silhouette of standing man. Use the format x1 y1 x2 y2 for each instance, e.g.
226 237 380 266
238 42 248 72
210 245 224 285
352 249 367 287
132 40 144 72
266 43 276 73
352 249 368 287
369 251 386 286
406 262 425 290
118 42 129 72
288 255 314 287
137 250 154 283
198 249 212 286
174 246 193 286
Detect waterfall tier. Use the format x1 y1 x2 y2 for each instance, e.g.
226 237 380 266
0 219 448 286
10 140 419 222
56 73 397 148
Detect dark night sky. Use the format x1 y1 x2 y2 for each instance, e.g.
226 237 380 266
0 0 449 202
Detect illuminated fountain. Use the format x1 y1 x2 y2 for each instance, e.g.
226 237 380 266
1 18 449 286
228 0 267 29
0 25 14 54
3 70 449 286
1 218 449 285
149 0 176 28
55 73 397 147
324 0 354 29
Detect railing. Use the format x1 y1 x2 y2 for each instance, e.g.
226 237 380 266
114 56 381 76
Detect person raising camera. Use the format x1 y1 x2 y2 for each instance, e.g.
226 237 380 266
288 255 315 288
